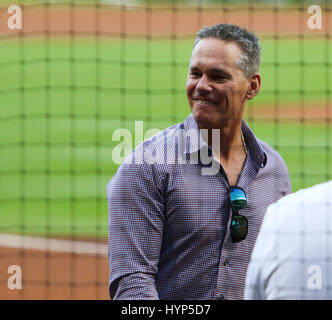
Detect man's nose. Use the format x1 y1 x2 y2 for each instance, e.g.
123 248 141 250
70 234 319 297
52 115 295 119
196 75 212 93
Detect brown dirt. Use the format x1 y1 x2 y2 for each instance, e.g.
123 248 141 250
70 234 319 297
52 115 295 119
0 246 109 300
0 5 331 36
0 4 330 300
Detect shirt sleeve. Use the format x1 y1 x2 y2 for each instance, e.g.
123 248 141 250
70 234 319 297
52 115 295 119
107 160 165 300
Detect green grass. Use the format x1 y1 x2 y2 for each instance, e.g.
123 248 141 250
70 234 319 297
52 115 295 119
1 36 331 238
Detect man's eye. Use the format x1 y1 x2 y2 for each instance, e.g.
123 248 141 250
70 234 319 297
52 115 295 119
190 72 201 78
212 75 227 81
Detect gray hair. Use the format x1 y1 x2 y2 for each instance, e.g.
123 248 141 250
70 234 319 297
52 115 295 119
194 24 261 78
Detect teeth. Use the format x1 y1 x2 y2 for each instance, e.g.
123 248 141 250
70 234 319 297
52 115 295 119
195 99 216 105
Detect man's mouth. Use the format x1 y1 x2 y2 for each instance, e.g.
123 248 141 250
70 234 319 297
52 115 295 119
193 98 217 106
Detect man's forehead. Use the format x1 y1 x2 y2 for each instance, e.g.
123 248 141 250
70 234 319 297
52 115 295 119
190 38 242 66
189 63 232 75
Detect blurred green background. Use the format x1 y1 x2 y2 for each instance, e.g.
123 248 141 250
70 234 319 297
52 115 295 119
1 7 331 239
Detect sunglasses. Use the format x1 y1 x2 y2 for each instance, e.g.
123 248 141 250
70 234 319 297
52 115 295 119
229 186 248 243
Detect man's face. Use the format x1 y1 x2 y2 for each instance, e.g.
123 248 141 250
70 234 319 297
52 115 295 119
186 38 253 129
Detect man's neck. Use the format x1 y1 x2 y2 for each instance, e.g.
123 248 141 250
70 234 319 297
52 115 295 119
199 122 246 160
198 121 247 186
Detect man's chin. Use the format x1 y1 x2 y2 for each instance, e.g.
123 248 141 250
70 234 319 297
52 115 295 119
192 110 222 129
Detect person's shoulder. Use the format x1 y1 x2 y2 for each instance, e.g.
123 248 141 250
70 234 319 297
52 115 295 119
140 120 185 149
278 180 332 205
257 139 283 161
130 120 185 159
107 120 187 191
257 139 289 172
113 119 186 173
305 179 332 197
133 113 195 153
265 180 332 224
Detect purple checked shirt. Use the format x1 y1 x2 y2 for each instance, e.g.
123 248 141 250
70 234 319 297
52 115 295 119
107 114 291 300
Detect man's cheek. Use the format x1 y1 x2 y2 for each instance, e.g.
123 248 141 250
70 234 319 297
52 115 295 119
186 87 194 103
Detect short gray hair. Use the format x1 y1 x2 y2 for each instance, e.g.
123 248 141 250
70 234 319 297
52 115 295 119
194 24 261 78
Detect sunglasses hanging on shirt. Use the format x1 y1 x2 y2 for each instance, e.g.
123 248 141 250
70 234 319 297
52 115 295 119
229 186 248 243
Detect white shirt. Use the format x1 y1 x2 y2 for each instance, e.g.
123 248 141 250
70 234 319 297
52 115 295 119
245 180 332 300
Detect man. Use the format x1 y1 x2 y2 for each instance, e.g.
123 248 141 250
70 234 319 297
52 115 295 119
107 24 291 300
245 180 332 300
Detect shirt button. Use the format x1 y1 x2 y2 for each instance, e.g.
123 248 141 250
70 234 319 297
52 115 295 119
223 259 229 266
218 294 225 300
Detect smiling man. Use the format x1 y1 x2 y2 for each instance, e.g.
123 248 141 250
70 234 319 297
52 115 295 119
107 24 291 300
186 35 261 185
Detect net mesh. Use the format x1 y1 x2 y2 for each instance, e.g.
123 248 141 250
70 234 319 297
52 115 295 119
0 0 331 299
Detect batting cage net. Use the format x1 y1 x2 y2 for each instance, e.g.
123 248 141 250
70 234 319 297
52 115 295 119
0 0 331 300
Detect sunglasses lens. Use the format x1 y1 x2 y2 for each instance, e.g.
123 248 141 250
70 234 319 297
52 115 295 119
231 215 248 242
230 187 247 211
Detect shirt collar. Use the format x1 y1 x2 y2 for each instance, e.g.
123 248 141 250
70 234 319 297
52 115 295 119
183 113 267 169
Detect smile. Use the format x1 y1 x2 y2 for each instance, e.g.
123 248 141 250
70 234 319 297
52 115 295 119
194 98 217 106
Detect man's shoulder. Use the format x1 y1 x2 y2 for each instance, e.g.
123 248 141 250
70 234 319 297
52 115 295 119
108 120 189 191
135 120 185 150
257 138 288 170
257 139 281 158
140 120 186 147
117 119 187 169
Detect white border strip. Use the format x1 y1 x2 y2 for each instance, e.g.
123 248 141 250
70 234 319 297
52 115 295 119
0 233 107 256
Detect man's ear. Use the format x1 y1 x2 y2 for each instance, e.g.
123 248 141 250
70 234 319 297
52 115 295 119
246 73 261 100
